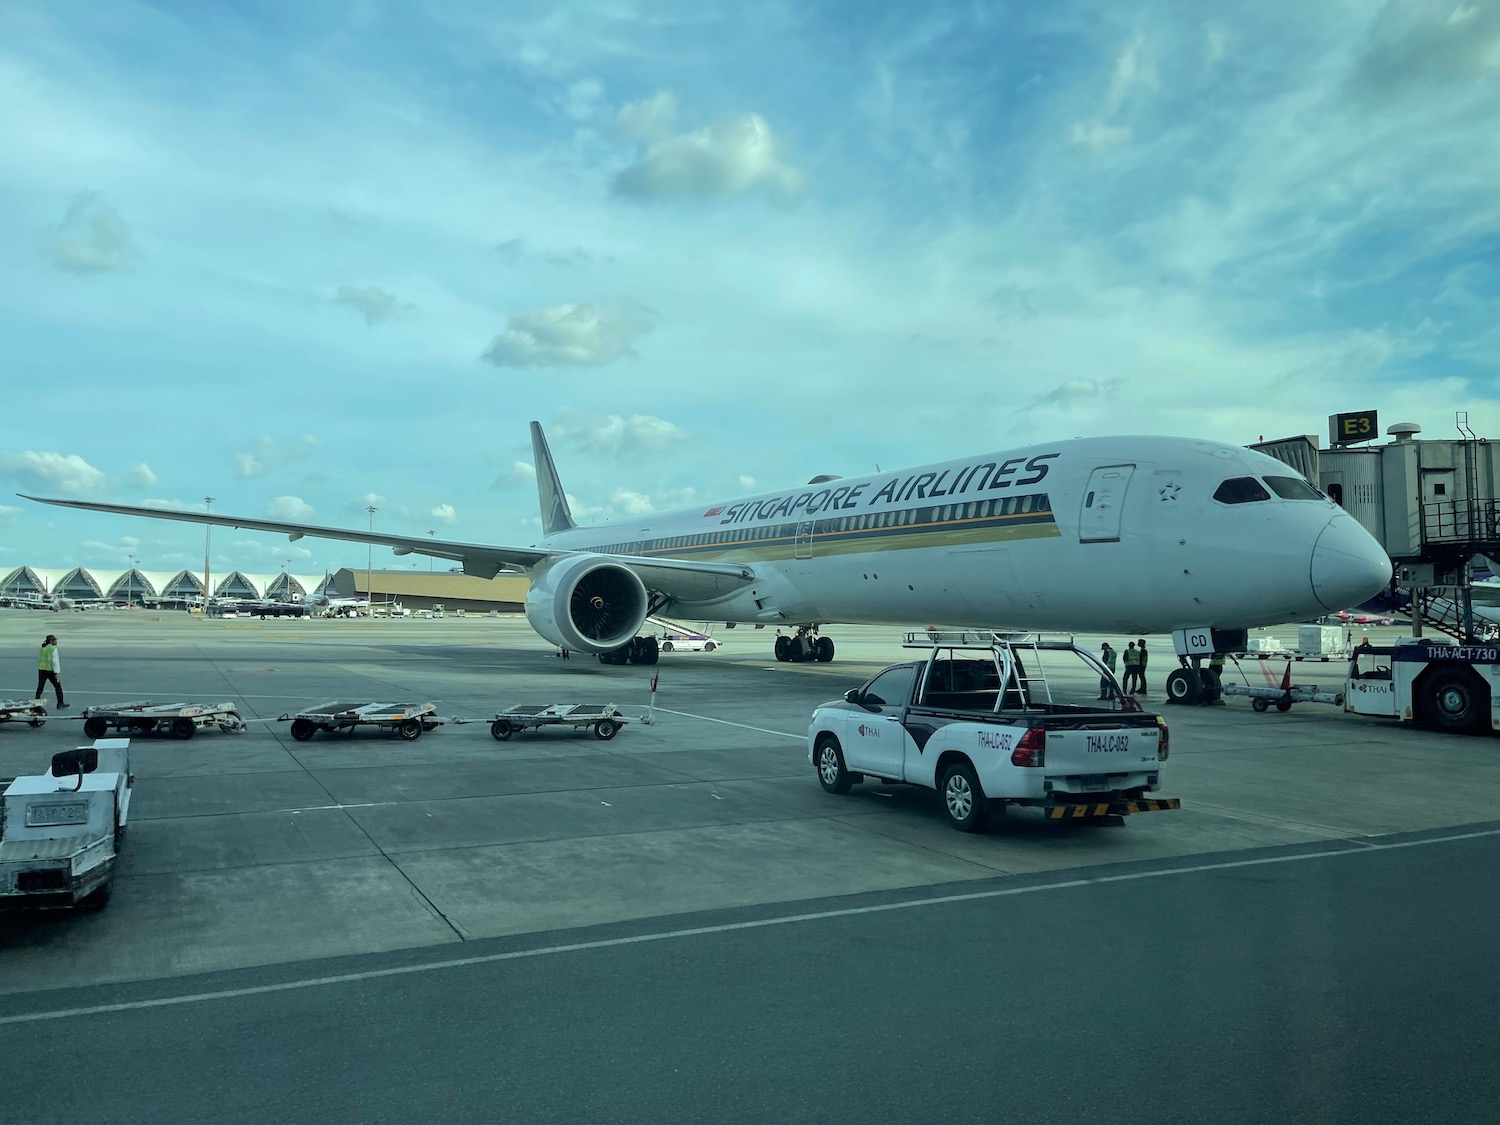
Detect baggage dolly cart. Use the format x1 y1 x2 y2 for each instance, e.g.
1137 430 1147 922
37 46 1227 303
81 700 245 740
280 701 442 742
489 703 629 742
0 699 47 729
1220 661 1344 714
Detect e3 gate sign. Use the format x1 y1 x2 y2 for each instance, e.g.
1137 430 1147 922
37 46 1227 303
1329 410 1378 446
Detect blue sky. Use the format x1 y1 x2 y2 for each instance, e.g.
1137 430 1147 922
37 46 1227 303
1 0 1498 575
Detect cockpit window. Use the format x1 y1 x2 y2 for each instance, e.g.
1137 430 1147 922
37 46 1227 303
1213 477 1271 504
1264 475 1323 501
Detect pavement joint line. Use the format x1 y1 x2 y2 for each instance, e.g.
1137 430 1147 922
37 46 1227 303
650 706 804 741
7 823 1498 1028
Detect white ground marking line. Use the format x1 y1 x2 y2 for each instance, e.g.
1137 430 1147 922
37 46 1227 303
4 824 1498 1028
649 706 804 741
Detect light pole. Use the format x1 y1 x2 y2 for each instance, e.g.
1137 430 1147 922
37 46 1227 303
203 496 215 615
366 504 378 614
428 530 435 572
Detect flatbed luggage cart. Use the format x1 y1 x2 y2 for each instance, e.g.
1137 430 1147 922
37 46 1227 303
81 700 245 740
280 701 441 742
0 699 47 729
489 703 629 742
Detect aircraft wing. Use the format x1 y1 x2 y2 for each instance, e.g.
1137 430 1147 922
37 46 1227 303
19 495 755 599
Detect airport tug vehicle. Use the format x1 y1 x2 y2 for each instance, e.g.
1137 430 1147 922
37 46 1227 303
279 701 443 741
1 739 132 911
808 631 1177 831
0 699 48 729
1344 638 1500 734
488 703 630 741
81 700 246 740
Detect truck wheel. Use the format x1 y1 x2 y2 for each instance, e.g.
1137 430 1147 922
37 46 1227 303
78 884 112 912
289 718 317 741
1251 698 1269 713
594 719 619 740
83 717 108 739
941 761 989 833
1165 668 1200 705
814 734 854 794
1421 669 1487 733
703 641 717 652
172 717 196 739
814 636 835 663
662 641 675 652
491 720 514 741
398 718 423 740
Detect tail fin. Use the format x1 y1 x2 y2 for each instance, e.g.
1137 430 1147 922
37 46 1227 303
530 421 577 536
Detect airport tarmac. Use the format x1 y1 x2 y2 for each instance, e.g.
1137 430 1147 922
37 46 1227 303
2 609 1497 996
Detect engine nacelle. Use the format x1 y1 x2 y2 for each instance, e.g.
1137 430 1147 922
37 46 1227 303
524 554 649 654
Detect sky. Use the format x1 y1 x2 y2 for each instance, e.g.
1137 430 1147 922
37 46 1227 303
1 0 1498 575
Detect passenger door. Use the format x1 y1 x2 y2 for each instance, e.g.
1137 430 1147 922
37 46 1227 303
844 664 921 780
1079 464 1135 543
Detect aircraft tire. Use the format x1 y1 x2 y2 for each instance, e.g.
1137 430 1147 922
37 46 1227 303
1164 668 1200 705
774 636 791 662
814 636 835 663
634 636 659 665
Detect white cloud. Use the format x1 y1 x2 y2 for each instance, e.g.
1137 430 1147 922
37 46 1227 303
1069 121 1132 153
548 407 687 458
610 489 655 516
336 285 411 325
266 496 315 520
142 498 208 512
0 505 20 524
128 463 157 488
481 300 655 368
612 90 806 204
0 451 107 496
230 539 314 561
492 461 537 490
53 191 129 272
430 503 456 523
738 475 757 491
348 493 386 514
234 436 320 478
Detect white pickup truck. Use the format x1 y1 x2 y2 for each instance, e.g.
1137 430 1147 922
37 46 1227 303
0 739 132 911
808 632 1177 831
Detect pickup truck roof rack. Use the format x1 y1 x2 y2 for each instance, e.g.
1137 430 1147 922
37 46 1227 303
901 629 1078 649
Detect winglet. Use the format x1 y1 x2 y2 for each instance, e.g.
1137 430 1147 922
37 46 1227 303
530 421 576 536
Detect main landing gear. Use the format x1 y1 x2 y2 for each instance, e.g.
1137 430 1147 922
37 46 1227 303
597 635 660 666
775 625 835 664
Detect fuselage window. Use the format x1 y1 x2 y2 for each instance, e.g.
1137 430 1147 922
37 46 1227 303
1213 477 1271 504
1263 475 1323 501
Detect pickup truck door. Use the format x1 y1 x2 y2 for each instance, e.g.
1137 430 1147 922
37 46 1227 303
844 665 921 780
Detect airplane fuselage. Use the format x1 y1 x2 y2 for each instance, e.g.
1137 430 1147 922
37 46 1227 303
537 435 1391 635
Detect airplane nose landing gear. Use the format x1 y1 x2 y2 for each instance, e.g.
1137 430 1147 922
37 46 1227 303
775 625 835 663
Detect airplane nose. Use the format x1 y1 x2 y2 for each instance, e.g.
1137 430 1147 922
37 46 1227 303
1310 514 1393 612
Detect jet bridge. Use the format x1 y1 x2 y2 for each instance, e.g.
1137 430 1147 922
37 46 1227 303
1253 412 1500 641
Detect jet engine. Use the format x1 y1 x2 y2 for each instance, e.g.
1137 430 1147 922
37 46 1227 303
524 554 649 654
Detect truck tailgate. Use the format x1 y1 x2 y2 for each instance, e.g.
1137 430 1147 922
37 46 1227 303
1043 723 1161 788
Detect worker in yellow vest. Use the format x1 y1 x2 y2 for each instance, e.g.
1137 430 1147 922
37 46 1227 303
35 633 67 709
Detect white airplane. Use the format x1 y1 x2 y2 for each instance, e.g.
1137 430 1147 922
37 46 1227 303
22 422 1392 666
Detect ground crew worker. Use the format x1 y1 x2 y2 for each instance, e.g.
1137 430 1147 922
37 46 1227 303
35 634 67 709
1121 641 1141 694
1099 642 1117 699
1208 651 1226 682
1136 638 1150 693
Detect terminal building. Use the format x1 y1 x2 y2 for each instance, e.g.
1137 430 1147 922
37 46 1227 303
1 564 529 614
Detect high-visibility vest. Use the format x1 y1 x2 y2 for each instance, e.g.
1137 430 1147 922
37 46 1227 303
1123 648 1141 668
37 644 57 672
